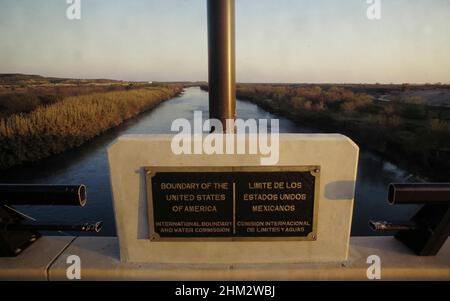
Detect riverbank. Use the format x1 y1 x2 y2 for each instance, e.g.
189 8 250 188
0 87 420 236
202 84 449 181
0 86 182 169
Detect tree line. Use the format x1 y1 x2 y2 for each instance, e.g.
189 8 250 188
233 84 450 180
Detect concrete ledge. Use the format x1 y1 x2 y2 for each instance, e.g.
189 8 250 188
47 236 450 280
1 236 448 280
0 236 75 281
2 236 447 281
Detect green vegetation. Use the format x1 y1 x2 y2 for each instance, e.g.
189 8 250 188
0 87 182 169
232 84 450 180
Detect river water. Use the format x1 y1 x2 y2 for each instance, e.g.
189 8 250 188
0 87 418 236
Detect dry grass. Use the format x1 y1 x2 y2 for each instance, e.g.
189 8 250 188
0 87 181 169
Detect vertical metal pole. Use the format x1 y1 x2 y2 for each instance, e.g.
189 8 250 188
207 0 236 132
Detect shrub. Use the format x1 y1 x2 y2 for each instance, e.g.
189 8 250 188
430 119 450 132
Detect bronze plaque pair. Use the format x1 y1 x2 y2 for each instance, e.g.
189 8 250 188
146 167 320 241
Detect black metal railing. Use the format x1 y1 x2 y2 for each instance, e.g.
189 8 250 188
0 184 102 257
370 183 450 256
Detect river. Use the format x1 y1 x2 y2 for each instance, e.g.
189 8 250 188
0 87 419 236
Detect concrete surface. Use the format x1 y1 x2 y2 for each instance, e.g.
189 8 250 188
1 236 449 280
107 134 359 264
0 236 75 281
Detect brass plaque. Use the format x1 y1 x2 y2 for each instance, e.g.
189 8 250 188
145 167 320 241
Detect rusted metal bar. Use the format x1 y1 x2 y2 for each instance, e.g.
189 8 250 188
6 221 103 233
369 220 418 232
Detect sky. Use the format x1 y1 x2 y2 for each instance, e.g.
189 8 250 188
0 0 449 84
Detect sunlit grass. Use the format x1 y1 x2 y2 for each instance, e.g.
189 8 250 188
0 87 182 169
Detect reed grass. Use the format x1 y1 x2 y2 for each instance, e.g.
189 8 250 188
0 87 181 169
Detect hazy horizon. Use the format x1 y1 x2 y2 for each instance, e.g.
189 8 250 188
3 72 450 86
1 0 449 84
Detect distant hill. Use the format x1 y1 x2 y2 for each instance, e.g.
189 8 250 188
0 74 211 87
0 74 128 86
0 74 160 119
